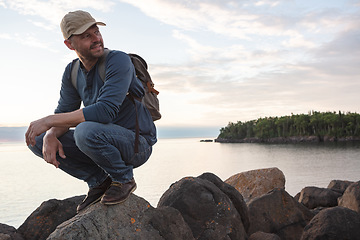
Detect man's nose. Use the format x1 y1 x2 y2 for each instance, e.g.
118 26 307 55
91 33 101 42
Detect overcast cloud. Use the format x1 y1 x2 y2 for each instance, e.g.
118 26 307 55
0 0 359 127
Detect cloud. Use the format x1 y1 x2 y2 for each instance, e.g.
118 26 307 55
255 0 280 7
119 0 281 40
2 0 116 27
0 33 11 40
2 0 359 126
0 1 6 8
144 0 360 124
0 32 58 52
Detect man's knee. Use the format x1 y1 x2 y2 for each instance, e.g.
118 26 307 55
74 122 98 148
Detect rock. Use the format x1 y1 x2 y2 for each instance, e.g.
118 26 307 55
301 206 360 240
198 172 250 233
225 167 285 203
158 173 248 240
310 206 327 215
293 192 300 201
17 195 84 240
48 194 194 240
338 181 360 213
141 206 195 240
298 186 342 209
248 188 314 240
0 223 24 240
327 180 354 194
249 231 281 240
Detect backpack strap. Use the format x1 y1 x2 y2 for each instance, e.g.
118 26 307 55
97 48 110 82
71 59 80 90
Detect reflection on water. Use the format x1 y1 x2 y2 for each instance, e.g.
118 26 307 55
1 139 359 228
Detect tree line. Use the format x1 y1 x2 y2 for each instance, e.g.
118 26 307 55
218 111 360 140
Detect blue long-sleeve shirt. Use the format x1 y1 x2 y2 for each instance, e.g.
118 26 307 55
55 50 157 146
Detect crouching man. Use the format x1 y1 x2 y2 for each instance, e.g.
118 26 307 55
25 10 157 212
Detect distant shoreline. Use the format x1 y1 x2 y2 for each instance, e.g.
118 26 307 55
0 126 220 142
215 136 360 143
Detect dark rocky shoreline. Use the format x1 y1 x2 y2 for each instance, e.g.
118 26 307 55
1 168 360 240
215 136 360 143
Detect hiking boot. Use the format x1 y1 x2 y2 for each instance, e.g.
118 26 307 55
77 176 112 213
100 179 137 205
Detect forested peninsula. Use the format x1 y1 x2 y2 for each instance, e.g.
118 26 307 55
216 111 360 143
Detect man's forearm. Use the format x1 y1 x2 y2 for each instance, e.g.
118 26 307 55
26 109 85 147
47 109 85 129
45 126 70 139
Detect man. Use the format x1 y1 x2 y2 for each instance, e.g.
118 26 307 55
25 10 157 212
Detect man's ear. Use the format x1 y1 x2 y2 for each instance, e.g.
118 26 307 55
64 39 75 50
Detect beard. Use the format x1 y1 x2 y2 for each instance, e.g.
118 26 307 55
89 41 105 58
76 40 105 62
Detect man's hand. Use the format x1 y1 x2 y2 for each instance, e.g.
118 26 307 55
25 109 85 147
25 116 51 147
43 133 66 168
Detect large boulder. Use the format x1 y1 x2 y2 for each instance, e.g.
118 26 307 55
301 206 360 240
338 181 360 213
327 180 354 194
198 172 250 233
48 194 194 240
298 186 342 209
225 167 285 203
17 195 84 240
248 188 314 240
0 223 24 240
158 173 248 240
249 231 281 240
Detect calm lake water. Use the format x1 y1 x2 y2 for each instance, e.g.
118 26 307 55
1 138 360 228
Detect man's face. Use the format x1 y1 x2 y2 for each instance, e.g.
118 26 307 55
68 25 104 60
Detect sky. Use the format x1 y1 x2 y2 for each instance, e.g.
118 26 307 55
0 0 359 131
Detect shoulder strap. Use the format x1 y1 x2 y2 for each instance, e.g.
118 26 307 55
70 48 111 89
71 59 80 90
98 48 110 82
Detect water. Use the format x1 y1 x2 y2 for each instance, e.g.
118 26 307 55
1 138 360 228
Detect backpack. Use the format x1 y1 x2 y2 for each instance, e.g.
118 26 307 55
70 49 160 152
70 49 161 121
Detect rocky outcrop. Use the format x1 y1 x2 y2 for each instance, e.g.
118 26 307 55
301 207 360 240
215 136 320 143
0 223 24 240
225 167 285 203
48 194 194 240
158 173 248 240
17 195 84 240
338 181 360 213
297 186 342 209
1 169 360 240
249 231 281 240
248 188 314 240
197 172 250 232
327 179 354 194
215 136 360 143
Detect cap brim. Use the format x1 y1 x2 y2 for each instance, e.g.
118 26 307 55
72 21 106 36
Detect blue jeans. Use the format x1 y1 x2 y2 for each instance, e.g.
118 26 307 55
28 122 152 188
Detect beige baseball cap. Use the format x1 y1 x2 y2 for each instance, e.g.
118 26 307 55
60 10 106 39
